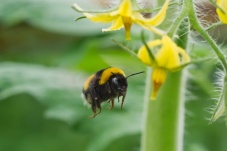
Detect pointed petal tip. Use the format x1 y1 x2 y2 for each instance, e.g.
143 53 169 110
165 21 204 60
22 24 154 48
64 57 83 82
72 3 83 12
150 93 157 100
143 0 170 27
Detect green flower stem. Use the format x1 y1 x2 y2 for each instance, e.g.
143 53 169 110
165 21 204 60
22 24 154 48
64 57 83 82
225 75 227 125
168 1 188 38
187 0 227 122
141 69 186 151
141 1 191 150
187 0 227 72
205 21 222 31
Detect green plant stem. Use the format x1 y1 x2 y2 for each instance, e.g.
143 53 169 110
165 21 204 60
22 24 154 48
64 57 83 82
187 0 227 125
141 1 190 149
187 0 227 72
141 70 186 151
168 1 188 38
111 39 138 57
205 21 222 31
225 75 227 126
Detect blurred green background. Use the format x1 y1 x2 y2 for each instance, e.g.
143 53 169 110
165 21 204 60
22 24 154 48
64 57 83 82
0 0 227 151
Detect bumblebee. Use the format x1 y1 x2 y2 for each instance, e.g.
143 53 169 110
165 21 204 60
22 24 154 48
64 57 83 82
82 67 144 118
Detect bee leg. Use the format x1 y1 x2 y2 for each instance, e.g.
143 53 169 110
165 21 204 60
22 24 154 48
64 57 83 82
120 94 126 110
96 100 102 114
118 95 121 102
107 98 114 110
91 86 99 100
89 101 97 118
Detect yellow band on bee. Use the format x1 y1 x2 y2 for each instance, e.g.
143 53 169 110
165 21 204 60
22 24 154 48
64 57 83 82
83 74 95 91
99 67 125 85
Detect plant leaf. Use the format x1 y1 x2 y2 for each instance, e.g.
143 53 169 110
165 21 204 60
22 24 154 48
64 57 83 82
0 62 86 125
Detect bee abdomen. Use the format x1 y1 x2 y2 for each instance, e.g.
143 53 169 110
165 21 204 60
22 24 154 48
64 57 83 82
81 91 92 107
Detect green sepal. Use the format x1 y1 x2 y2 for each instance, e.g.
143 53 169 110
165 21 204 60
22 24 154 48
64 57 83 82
75 16 86 22
141 31 156 62
210 75 227 123
171 57 213 72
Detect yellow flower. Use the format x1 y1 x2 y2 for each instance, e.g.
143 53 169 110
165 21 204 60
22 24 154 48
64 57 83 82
72 0 170 40
137 35 190 100
216 0 227 24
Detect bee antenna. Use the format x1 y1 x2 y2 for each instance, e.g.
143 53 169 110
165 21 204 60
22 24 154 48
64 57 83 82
126 71 144 79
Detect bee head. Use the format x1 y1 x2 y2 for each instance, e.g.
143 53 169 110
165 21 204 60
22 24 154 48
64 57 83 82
110 71 144 95
111 74 128 95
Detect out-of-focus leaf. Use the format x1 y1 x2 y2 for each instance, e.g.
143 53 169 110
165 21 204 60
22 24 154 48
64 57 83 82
0 0 107 36
0 95 89 151
79 66 146 151
79 80 145 151
0 62 145 151
100 53 145 76
0 62 86 125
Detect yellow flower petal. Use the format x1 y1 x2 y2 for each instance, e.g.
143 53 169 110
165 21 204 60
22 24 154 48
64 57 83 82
102 16 124 32
133 0 169 35
151 67 167 100
72 3 83 12
118 0 133 40
84 12 118 23
138 35 190 70
137 35 190 100
176 46 190 63
216 0 227 24
143 0 170 26
118 0 132 17
155 35 180 69
136 20 166 35
137 39 162 66
73 0 170 40
122 16 133 40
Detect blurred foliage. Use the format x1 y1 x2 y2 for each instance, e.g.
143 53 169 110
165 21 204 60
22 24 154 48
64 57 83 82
0 0 227 151
0 62 144 151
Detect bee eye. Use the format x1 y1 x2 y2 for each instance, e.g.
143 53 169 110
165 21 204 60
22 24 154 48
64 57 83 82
112 77 119 85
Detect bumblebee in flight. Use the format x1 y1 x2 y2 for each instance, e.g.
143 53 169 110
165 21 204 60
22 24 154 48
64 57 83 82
82 67 144 118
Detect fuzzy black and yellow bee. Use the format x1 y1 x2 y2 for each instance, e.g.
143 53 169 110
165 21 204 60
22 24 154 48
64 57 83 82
82 67 144 118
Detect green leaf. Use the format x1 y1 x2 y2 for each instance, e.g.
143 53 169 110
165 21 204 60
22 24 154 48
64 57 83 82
79 76 145 151
0 0 107 35
0 62 145 151
0 62 85 125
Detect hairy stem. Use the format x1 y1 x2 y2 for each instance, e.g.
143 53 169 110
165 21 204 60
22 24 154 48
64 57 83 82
141 1 189 150
168 0 188 38
141 70 186 151
187 0 227 72
205 21 222 31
